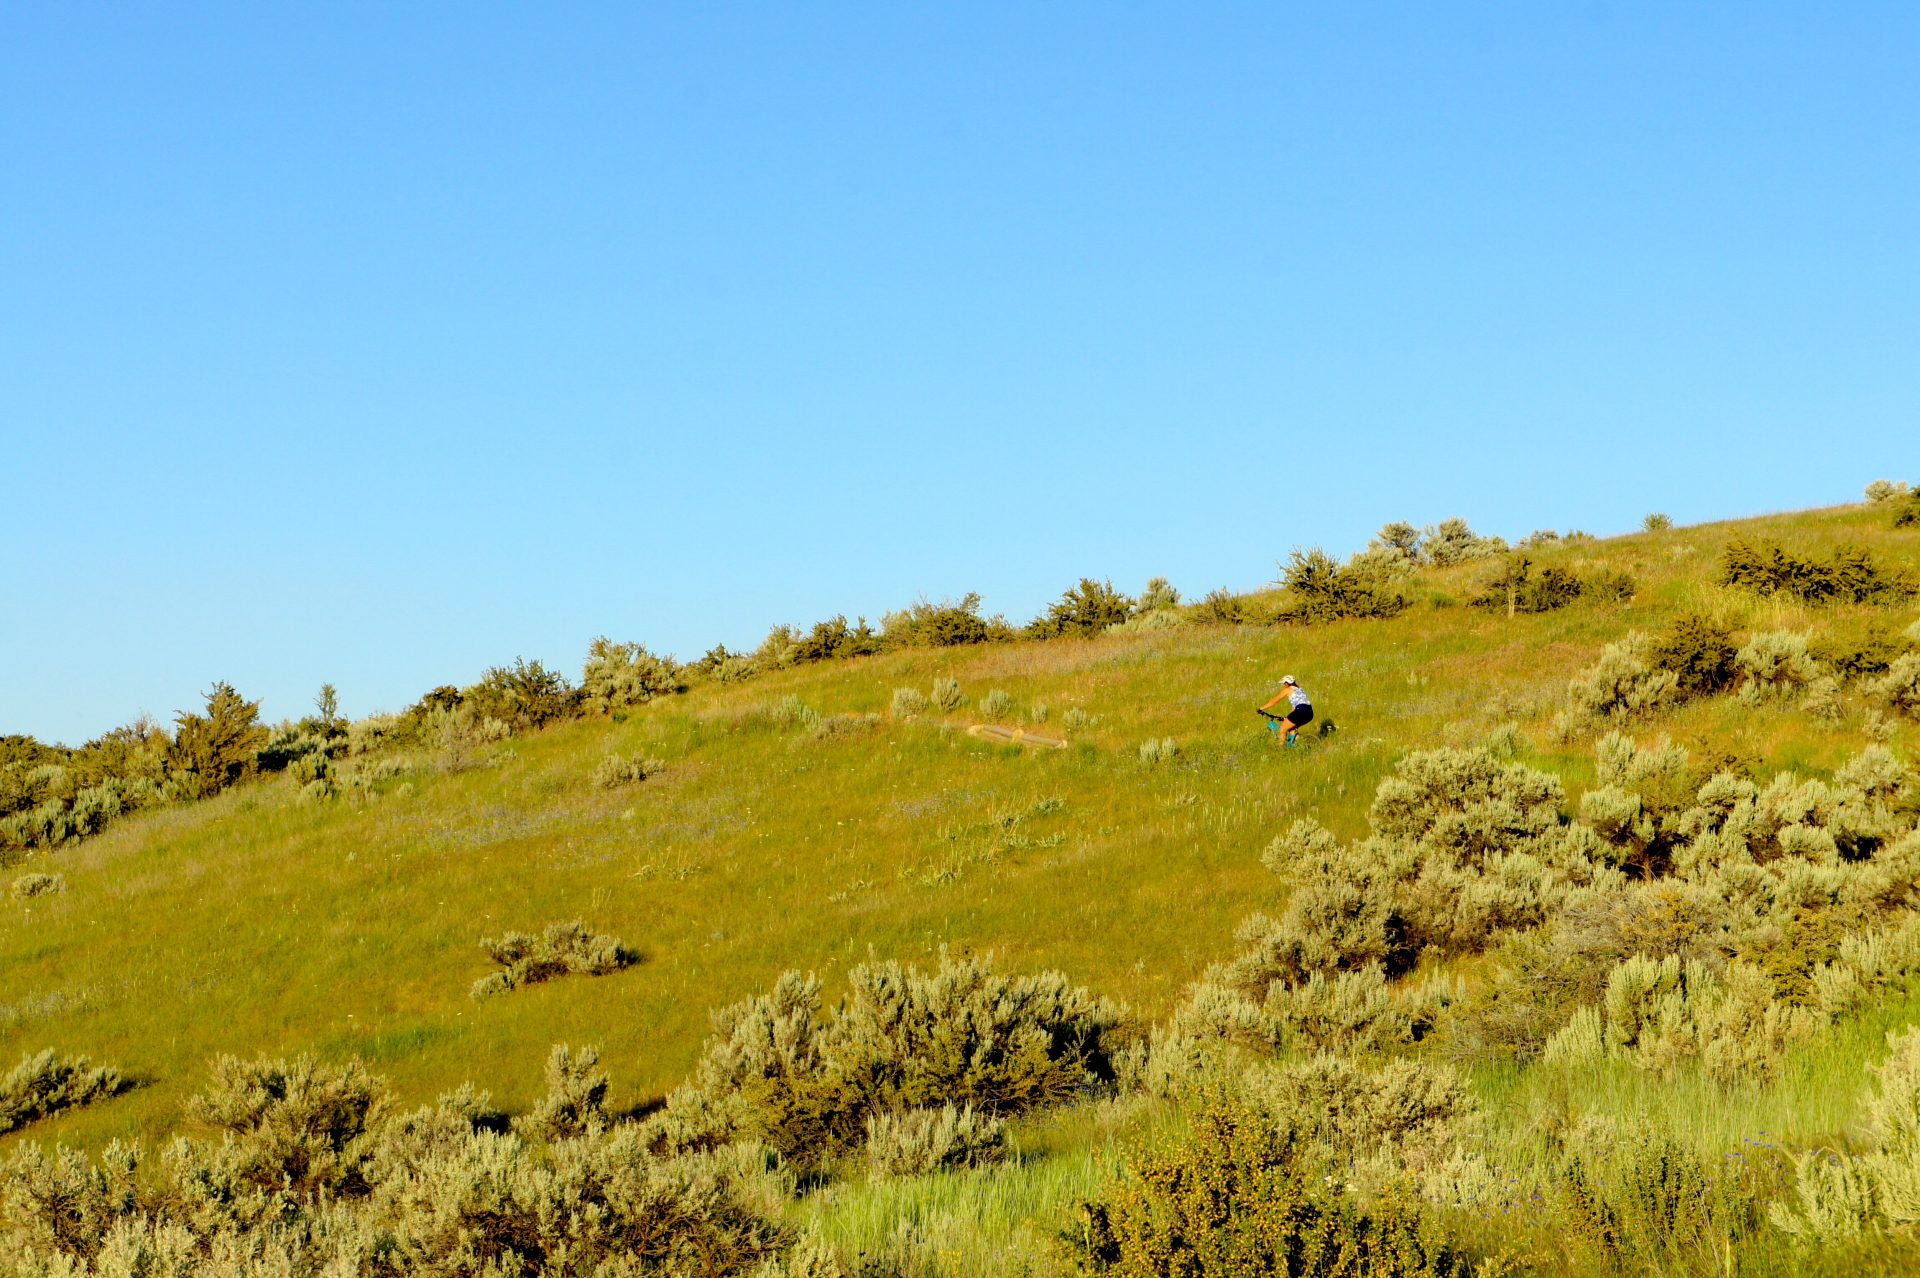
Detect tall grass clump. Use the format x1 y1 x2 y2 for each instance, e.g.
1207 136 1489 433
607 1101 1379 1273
472 920 638 999
0 1050 125 1135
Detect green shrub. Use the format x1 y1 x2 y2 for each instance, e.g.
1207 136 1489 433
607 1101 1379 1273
1198 588 1246 624
1471 555 1587 614
1648 613 1738 695
791 615 880 664
0 1050 124 1135
593 751 664 789
463 658 579 731
1243 1055 1480 1182
1556 1117 1771 1267
9 872 63 900
1866 480 1912 504
980 689 1013 720
1896 493 1920 528
1643 512 1674 532
472 920 637 999
863 1104 1006 1178
165 681 268 800
1280 548 1407 622
1720 538 1916 604
580 637 682 712
880 593 996 648
1063 707 1092 731
889 686 928 718
929 678 964 712
1028 578 1135 638
1065 1088 1470 1276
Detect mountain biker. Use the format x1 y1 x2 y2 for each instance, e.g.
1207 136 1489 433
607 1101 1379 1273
1259 675 1313 745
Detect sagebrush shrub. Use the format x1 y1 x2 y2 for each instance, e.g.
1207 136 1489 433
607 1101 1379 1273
1062 707 1092 731
889 686 928 718
673 950 1124 1164
182 1053 386 1205
1871 654 1920 719
1564 632 1681 725
929 678 964 711
1866 480 1912 504
765 695 822 730
1422 516 1507 566
580 637 681 713
9 872 63 900
1471 555 1588 614
593 751 664 789
1137 737 1178 765
516 1043 609 1142
1137 576 1180 612
864 1104 1006 1178
472 920 637 998
1734 630 1821 702
1643 512 1674 532
0 1050 123 1135
1243 1055 1480 1181
980 689 1013 720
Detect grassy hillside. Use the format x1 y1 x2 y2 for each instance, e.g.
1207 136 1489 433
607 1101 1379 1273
5 497 1920 1273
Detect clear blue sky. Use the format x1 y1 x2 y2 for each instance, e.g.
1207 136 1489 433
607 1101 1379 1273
5 3 1916 744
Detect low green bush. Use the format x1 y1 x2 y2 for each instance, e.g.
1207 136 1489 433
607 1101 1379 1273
1648 613 1738 695
929 678 965 712
1198 587 1246 624
1065 1088 1471 1276
1721 538 1915 604
1280 548 1407 623
889 686 929 718
980 689 1013 720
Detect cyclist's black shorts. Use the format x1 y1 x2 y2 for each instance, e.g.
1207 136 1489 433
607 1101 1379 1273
1286 704 1313 727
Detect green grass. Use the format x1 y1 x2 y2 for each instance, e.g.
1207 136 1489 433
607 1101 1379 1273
4 498 1919 1271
